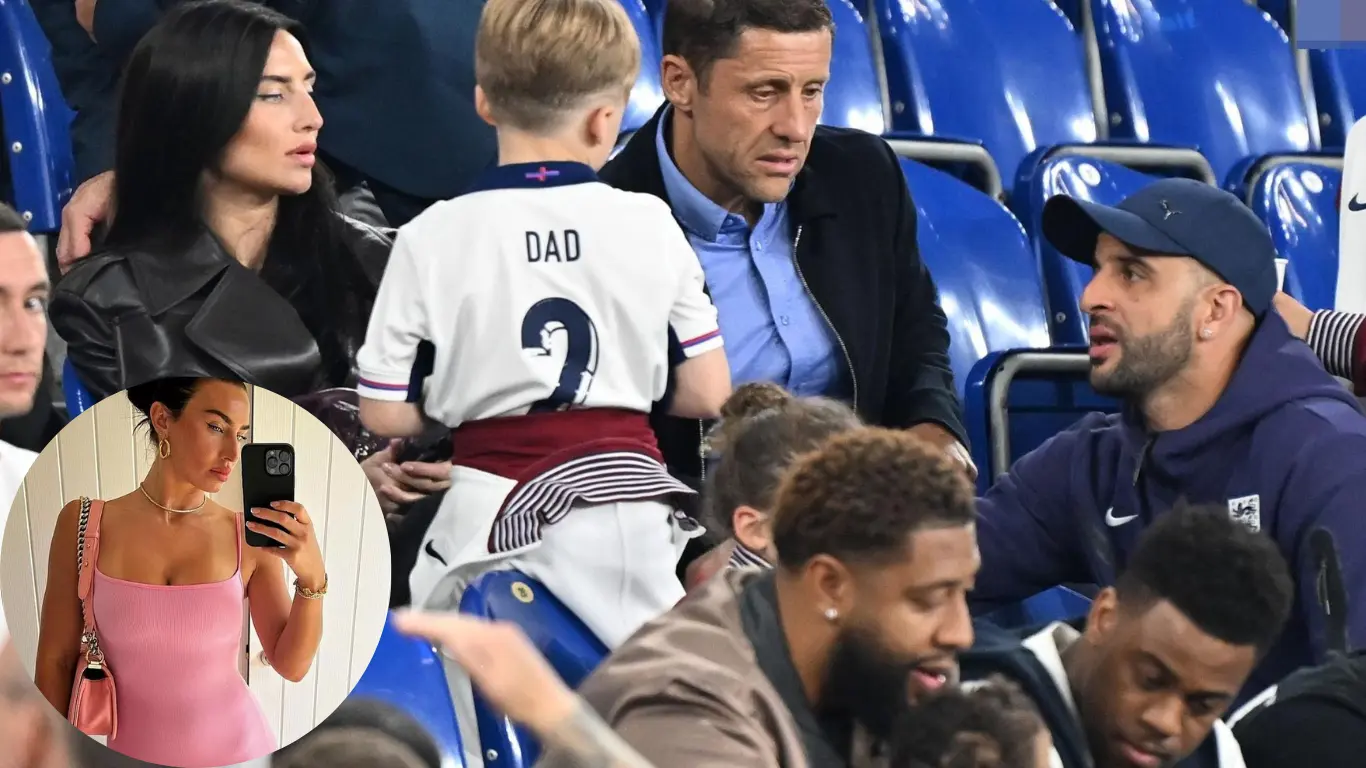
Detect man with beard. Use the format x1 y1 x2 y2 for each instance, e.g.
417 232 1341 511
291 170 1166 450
963 503 1294 768
970 177 1366 704
537 427 979 768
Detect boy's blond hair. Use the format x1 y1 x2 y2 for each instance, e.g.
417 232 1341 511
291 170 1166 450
476 0 641 134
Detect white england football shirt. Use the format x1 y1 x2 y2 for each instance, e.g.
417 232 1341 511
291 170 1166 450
356 162 723 424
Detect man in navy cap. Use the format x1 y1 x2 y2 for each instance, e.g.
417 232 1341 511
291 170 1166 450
970 177 1366 705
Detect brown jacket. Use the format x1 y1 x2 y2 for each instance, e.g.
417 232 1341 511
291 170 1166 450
536 569 884 768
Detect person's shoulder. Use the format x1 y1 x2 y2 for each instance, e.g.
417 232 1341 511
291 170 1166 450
0 438 37 472
55 247 136 298
807 126 900 177
334 212 394 280
334 212 395 250
1257 391 1366 451
587 184 677 222
580 573 759 710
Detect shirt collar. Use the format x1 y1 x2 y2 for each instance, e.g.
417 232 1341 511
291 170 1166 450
466 161 600 194
656 106 774 242
728 540 774 570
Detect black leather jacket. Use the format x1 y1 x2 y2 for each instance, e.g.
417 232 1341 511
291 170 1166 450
50 215 392 401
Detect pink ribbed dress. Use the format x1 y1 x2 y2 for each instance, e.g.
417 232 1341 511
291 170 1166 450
93 511 277 768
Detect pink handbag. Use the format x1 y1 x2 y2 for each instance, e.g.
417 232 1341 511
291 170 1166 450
67 497 118 738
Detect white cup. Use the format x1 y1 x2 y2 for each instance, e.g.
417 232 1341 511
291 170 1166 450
1275 258 1288 292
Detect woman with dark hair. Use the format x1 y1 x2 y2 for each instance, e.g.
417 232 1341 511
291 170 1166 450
50 0 390 402
33 378 326 768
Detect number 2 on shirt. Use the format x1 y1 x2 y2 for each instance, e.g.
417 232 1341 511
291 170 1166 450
521 297 600 412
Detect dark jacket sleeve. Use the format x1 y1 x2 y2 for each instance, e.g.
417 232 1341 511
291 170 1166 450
49 278 122 403
89 0 164 61
879 141 968 445
30 0 121 181
970 419 1097 611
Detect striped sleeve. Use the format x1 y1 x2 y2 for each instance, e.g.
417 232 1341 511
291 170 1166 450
662 218 723 360
356 229 432 402
1306 310 1366 391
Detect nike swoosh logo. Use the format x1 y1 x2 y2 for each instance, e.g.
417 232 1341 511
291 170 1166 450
424 540 447 565
1105 507 1139 527
1349 194 1366 212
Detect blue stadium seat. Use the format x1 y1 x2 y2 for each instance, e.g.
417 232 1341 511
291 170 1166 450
619 0 664 137
1091 0 1320 188
641 0 664 44
349 613 465 766
903 159 1051 400
1016 155 1161 346
1310 49 1366 150
821 0 887 136
873 0 1097 185
459 571 609 768
1247 162 1339 311
984 585 1094 629
62 358 93 417
824 0 1004 197
0 0 75 232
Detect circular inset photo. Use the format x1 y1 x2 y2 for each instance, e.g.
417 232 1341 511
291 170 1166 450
1 377 392 768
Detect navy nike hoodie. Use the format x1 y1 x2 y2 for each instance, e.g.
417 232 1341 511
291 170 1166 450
971 314 1366 701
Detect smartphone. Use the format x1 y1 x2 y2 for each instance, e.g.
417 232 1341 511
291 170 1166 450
242 442 296 549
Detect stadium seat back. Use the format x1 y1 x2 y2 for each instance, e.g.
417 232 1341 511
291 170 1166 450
619 0 665 136
903 159 1051 392
349 613 466 765
1248 162 1340 311
1311 49 1366 150
0 0 75 231
1018 156 1159 345
460 571 610 768
821 0 886 133
62 359 94 417
1093 0 1312 185
874 0 1096 182
902 159 1059 481
983 585 1095 629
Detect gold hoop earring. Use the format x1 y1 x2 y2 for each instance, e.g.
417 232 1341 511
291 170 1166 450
158 438 171 459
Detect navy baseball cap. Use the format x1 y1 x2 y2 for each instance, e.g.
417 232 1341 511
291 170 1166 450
1041 177 1278 318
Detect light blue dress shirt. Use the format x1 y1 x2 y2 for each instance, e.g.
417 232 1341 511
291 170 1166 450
654 108 846 398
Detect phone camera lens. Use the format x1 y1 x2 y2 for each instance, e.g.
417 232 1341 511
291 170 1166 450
266 456 279 472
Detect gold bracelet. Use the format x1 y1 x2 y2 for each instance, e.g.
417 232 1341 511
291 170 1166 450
294 575 328 600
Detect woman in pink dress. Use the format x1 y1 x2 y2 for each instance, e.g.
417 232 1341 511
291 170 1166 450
34 377 327 767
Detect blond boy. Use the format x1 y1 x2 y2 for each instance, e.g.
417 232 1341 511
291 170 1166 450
358 0 730 645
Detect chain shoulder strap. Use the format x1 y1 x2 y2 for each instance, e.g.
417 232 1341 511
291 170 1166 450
76 497 91 578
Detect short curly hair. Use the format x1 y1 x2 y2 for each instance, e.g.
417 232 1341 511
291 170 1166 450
890 675 1045 768
1118 500 1293 653
771 427 976 570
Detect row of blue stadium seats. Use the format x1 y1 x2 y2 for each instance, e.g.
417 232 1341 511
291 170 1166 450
39 1 1344 488
626 0 1357 195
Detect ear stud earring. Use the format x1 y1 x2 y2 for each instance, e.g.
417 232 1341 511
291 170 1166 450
823 608 839 622
1200 328 1213 339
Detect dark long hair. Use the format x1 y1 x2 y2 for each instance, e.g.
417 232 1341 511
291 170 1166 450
105 0 375 384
